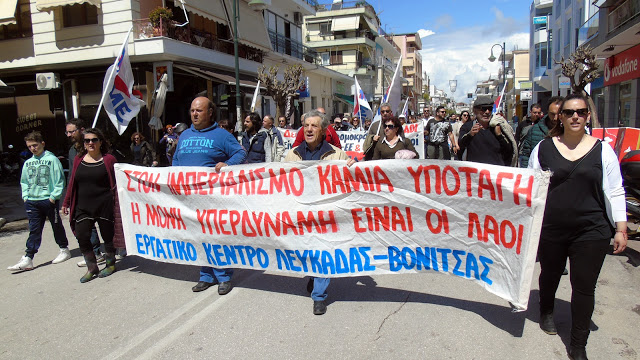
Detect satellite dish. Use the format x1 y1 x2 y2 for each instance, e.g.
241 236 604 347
36 74 48 89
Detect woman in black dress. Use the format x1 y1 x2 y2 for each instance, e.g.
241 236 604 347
528 94 627 360
62 129 119 283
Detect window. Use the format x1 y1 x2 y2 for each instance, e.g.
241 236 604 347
319 22 331 35
535 42 547 68
0 0 32 40
321 52 330 65
330 51 343 65
63 3 98 28
564 18 571 45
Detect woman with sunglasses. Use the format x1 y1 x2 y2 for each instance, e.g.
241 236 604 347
62 129 120 283
528 93 627 360
372 116 417 160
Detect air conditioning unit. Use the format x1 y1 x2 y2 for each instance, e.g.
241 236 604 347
35 73 60 90
293 12 303 25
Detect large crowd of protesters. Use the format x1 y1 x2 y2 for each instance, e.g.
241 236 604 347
5 93 627 360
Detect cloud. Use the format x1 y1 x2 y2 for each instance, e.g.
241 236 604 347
417 29 435 38
434 14 454 30
418 12 529 103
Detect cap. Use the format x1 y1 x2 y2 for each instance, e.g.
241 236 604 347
473 96 494 108
398 114 406 118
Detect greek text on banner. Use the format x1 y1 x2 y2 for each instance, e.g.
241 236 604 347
115 161 550 310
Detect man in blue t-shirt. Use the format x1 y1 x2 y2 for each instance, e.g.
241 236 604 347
173 97 246 295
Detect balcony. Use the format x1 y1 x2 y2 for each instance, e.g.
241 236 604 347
315 1 375 13
268 30 319 64
608 0 640 33
133 18 264 63
578 12 599 46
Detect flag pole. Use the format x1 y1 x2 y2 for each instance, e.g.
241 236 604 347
92 26 133 128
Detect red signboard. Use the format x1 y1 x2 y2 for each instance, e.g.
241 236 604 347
604 43 640 86
592 127 640 161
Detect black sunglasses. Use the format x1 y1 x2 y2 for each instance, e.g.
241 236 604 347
384 124 395 129
84 138 100 144
381 110 392 114
560 108 588 117
476 105 493 112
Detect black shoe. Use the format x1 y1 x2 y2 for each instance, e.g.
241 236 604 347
313 300 327 315
539 313 557 335
192 281 214 292
562 267 569 275
568 346 588 360
218 281 232 295
306 278 314 293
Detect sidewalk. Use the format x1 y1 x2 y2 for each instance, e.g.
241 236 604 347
0 182 25 223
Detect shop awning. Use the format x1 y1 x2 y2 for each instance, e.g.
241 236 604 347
36 0 101 11
222 0 272 52
331 16 359 32
0 0 19 26
173 0 227 26
175 64 263 90
333 93 354 106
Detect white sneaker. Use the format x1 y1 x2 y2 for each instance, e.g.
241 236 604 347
77 253 105 267
7 256 34 271
52 248 71 264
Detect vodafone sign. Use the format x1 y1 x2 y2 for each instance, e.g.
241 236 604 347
604 44 640 86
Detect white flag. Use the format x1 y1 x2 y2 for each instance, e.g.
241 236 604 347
101 29 141 135
250 80 261 112
385 60 403 115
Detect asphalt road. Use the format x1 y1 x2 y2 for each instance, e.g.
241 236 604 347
1 222 639 360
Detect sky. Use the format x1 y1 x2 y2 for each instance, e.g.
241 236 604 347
372 0 531 103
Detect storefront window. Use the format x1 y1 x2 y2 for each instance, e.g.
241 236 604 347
619 81 632 127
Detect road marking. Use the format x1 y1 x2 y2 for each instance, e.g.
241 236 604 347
102 271 260 360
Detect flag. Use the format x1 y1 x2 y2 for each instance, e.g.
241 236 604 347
297 77 309 98
493 81 508 115
385 60 403 115
400 97 409 118
250 80 261 112
353 76 372 119
96 27 142 134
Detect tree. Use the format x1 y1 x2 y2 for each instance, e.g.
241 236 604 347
257 64 305 117
555 45 600 127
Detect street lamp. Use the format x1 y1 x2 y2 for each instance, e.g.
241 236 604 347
488 42 506 115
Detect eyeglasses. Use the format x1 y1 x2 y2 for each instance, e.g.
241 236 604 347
560 108 588 117
462 114 469 117
380 110 392 114
438 110 446 113
477 105 493 112
384 124 395 129
65 129 78 135
84 138 100 144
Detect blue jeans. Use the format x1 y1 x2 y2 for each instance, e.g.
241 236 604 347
519 155 528 168
25 200 68 259
90 227 101 255
311 277 330 301
199 267 233 283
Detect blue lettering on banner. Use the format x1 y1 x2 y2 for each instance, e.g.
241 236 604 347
200 242 269 269
275 247 375 275
387 246 493 285
135 233 196 261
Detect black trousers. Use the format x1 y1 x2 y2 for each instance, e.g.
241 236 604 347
538 237 609 347
75 217 115 255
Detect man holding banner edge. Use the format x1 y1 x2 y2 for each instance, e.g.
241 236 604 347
172 97 246 295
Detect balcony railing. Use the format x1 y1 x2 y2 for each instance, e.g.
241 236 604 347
268 30 319 64
315 1 375 12
608 0 640 33
578 12 599 46
133 18 264 63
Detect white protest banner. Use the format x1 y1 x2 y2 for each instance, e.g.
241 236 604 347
337 123 425 160
277 127 299 159
116 161 550 310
